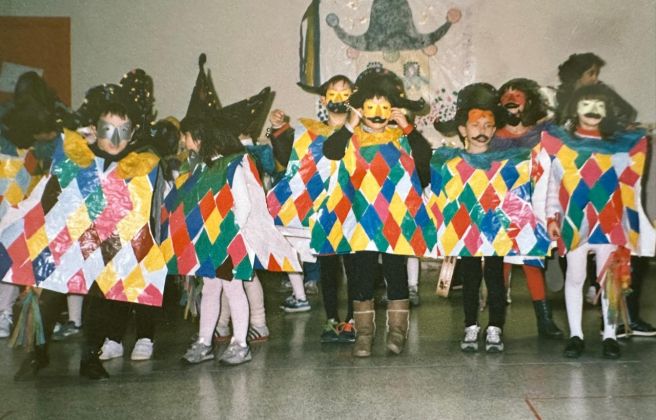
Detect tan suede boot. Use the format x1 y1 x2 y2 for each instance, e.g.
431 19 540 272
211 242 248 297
386 299 410 354
352 300 375 357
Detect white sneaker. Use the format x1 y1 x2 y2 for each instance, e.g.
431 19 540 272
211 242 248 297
131 338 154 361
0 311 12 339
485 326 504 353
460 325 480 352
99 339 124 360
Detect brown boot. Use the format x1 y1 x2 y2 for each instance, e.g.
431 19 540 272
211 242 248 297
386 299 409 354
352 300 375 357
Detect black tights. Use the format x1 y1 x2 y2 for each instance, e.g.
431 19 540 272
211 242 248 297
461 256 505 328
319 254 356 322
351 251 407 301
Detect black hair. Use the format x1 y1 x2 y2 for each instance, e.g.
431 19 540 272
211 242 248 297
2 72 69 148
180 117 244 164
499 78 548 127
562 84 620 138
557 53 606 86
149 118 180 158
320 75 353 96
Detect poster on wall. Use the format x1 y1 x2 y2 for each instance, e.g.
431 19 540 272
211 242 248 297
300 0 475 147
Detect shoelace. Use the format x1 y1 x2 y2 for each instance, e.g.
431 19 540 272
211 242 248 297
487 328 501 343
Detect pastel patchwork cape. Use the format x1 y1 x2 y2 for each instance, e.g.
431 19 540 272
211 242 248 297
310 126 435 256
427 146 551 257
541 126 655 256
161 154 300 279
0 130 167 305
267 119 337 230
0 148 44 219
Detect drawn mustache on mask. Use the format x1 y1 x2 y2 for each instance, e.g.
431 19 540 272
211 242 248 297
366 116 388 123
471 134 490 142
583 113 602 119
326 101 349 113
504 102 520 109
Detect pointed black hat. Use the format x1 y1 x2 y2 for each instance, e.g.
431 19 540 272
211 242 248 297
185 53 222 119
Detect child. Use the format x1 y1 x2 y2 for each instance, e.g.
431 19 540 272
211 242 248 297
317 67 432 357
163 117 300 365
267 75 357 341
544 84 654 359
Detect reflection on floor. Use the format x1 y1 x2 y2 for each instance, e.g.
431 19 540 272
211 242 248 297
1 260 655 419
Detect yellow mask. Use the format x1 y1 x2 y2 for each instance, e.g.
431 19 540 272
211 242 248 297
325 88 352 104
362 98 392 121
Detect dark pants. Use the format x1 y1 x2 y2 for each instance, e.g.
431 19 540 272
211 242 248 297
319 254 356 322
461 256 505 328
351 251 407 301
84 284 159 351
38 289 67 344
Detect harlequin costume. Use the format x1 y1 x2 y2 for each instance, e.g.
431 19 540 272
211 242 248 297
317 67 433 357
543 123 654 357
161 152 301 279
267 110 353 334
488 78 564 338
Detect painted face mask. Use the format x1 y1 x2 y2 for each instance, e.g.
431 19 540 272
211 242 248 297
97 119 133 146
324 87 352 114
362 98 392 123
577 99 606 119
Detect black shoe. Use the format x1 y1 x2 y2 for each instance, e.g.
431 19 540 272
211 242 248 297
80 351 109 380
14 348 49 382
533 300 564 339
602 338 621 359
563 336 585 358
628 319 656 337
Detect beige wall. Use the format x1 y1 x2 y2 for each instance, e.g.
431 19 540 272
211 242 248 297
3 0 656 214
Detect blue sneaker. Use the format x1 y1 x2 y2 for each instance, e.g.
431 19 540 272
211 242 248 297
280 295 311 313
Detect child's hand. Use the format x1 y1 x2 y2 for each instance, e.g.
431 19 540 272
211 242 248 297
348 108 361 128
390 108 409 129
269 109 286 128
547 220 561 241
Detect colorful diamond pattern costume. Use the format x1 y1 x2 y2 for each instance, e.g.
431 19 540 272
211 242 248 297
427 146 551 257
0 130 167 306
267 119 337 229
310 126 436 256
0 148 43 219
541 126 655 256
160 154 301 279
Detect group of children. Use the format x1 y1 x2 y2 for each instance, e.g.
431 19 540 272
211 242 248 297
0 51 653 381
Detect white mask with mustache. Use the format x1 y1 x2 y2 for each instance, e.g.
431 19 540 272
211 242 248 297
577 99 606 118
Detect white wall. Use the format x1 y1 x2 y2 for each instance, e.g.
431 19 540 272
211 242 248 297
3 0 656 214
3 0 655 122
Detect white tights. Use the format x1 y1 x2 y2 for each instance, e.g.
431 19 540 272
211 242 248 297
199 278 249 346
565 243 617 340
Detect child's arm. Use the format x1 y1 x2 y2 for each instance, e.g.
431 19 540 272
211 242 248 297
267 109 294 167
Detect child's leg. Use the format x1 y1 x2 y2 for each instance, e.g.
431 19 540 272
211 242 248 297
565 245 589 338
222 279 249 346
216 290 231 336
461 257 484 327
245 273 266 328
407 257 420 289
288 272 307 301
523 265 546 301
67 294 84 327
199 278 223 344
483 257 506 328
319 255 341 321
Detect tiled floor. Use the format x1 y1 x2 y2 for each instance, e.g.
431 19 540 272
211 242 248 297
1 260 655 419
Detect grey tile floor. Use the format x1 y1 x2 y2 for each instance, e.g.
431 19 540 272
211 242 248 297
1 261 655 419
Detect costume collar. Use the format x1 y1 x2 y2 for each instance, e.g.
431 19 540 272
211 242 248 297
354 125 404 148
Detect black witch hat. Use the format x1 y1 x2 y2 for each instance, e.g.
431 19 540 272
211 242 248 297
185 53 222 119
434 83 505 136
349 66 425 111
215 87 275 138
